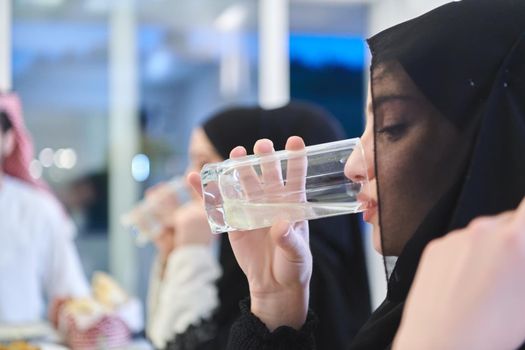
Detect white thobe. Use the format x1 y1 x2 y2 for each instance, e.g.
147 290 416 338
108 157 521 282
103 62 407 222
0 175 89 323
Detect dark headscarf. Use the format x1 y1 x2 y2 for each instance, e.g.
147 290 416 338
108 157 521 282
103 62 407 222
202 102 346 159
202 102 371 349
350 1 525 349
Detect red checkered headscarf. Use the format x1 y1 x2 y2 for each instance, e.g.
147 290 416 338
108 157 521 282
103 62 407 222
0 92 47 190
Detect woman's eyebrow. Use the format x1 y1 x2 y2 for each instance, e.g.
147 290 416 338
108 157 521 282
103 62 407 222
373 95 415 109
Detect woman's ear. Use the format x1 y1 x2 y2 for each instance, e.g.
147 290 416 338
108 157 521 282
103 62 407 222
1 129 15 158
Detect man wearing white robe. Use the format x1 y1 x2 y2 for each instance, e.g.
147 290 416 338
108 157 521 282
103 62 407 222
0 94 89 323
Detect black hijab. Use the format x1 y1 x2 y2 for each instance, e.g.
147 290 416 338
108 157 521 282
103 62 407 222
202 102 346 159
202 102 371 349
350 1 525 349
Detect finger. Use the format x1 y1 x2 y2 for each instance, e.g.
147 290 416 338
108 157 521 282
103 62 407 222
254 139 283 194
145 182 166 199
293 220 310 245
495 210 515 224
284 136 307 201
151 183 180 209
271 220 309 263
467 210 515 235
187 172 203 198
230 145 247 158
227 230 246 244
231 146 263 200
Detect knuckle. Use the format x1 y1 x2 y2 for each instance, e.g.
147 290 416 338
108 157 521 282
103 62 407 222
422 238 442 257
467 216 492 231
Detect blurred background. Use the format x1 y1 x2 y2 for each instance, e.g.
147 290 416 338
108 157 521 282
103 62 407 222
1 0 454 321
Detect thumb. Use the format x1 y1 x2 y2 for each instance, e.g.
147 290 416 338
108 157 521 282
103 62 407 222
187 172 203 198
271 221 308 263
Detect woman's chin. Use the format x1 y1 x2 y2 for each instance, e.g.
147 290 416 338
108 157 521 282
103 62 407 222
372 226 384 255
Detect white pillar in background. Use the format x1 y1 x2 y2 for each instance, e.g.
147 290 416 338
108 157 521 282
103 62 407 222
108 0 139 294
258 0 290 109
0 0 12 92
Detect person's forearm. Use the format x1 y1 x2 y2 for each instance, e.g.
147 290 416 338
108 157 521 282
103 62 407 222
250 288 309 331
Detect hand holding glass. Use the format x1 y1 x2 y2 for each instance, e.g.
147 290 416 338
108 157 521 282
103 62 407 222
121 176 191 245
201 138 369 234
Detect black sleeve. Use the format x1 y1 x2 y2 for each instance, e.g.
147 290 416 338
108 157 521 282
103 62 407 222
308 215 371 349
226 298 318 350
163 319 217 350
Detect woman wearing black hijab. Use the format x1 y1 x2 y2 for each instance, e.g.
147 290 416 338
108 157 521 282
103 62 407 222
187 0 525 349
151 102 370 349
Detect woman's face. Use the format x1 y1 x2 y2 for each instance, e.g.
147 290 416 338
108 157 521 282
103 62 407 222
187 127 224 174
346 62 466 256
344 86 380 250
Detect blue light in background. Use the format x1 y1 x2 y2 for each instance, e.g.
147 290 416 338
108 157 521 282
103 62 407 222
12 21 108 75
289 34 365 69
132 154 150 182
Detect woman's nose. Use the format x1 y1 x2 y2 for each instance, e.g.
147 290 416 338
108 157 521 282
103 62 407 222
344 137 374 183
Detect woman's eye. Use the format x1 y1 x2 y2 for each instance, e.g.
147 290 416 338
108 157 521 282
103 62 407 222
191 160 207 170
377 123 408 141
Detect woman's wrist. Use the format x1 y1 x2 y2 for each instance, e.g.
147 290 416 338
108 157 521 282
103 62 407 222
250 288 309 332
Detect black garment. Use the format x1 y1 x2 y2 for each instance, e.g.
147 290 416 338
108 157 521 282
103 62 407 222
165 102 371 350
201 103 347 161
228 299 318 350
226 1 525 349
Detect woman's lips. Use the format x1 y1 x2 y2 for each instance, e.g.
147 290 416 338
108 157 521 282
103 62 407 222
357 191 377 223
361 200 377 223
363 205 377 222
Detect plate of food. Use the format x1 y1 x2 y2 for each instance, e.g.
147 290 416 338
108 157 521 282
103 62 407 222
0 341 68 350
0 341 41 350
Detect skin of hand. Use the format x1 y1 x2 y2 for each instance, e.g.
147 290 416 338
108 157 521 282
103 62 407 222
48 297 70 328
188 136 312 331
146 183 178 265
147 183 215 270
393 196 525 350
172 200 215 248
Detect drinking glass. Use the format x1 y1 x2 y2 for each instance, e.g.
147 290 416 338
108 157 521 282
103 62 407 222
200 138 369 234
121 176 191 245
